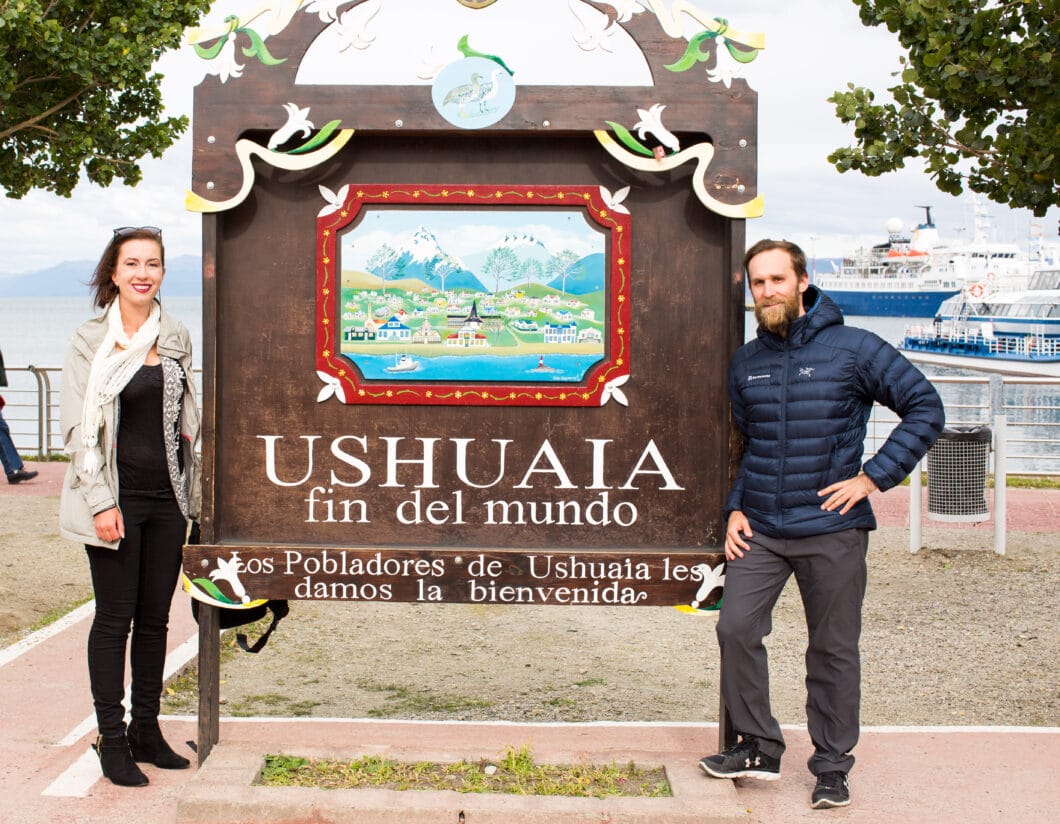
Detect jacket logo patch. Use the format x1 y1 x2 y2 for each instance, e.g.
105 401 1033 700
747 373 770 382
798 367 815 378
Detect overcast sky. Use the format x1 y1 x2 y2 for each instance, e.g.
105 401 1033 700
1 0 1054 277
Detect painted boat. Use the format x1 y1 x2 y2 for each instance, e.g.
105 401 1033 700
899 268 1060 378
384 354 420 373
813 202 1033 318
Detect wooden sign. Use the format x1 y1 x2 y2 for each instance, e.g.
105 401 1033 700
184 546 725 610
182 0 763 612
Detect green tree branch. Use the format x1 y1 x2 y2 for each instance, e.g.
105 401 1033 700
830 0 1059 216
0 0 212 198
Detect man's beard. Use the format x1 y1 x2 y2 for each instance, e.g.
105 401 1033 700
754 291 801 336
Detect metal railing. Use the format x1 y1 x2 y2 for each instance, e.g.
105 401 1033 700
5 366 1059 476
864 374 1059 476
3 366 204 461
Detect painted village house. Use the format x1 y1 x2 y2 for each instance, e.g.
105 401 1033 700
377 316 412 342
412 321 442 345
544 321 578 344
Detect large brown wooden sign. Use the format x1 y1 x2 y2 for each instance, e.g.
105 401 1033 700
184 0 761 759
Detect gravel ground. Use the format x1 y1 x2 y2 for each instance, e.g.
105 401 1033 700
3 495 1057 728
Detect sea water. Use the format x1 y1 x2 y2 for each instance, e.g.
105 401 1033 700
1 298 1055 471
0 296 203 369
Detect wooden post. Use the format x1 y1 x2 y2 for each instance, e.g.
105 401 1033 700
196 211 221 763
196 604 220 766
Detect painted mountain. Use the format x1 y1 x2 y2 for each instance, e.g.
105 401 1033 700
363 225 606 295
546 252 606 295
368 226 487 293
462 232 553 273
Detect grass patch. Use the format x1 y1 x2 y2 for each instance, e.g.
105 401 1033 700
28 593 94 634
228 694 322 717
1005 475 1060 489
899 474 1059 488
358 680 491 717
257 745 671 798
162 616 276 714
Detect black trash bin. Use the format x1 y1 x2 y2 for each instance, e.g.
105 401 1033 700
926 426 992 522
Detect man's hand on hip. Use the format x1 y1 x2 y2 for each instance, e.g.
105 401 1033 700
818 472 878 515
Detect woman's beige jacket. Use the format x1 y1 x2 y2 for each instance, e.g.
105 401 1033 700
59 307 202 548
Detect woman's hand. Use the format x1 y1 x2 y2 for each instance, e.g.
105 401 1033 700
94 507 124 543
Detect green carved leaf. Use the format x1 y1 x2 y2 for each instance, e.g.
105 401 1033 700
240 27 287 66
287 119 343 155
664 30 717 73
456 34 514 76
604 121 655 158
192 578 238 605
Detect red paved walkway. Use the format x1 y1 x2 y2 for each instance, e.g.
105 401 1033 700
2 461 1057 822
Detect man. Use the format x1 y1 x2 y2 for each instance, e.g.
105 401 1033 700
700 239 944 809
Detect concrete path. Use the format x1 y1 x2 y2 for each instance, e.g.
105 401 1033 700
1 462 1057 822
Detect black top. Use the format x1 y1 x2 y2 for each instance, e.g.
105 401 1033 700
117 364 172 496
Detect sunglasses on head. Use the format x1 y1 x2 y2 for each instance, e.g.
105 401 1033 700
113 226 163 239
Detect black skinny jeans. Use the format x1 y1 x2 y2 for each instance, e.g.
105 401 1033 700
85 492 186 737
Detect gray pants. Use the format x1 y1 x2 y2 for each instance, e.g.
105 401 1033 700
716 528 868 775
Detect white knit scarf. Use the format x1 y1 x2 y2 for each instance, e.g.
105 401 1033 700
80 300 161 475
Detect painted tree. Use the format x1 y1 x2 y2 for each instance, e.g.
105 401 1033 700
547 250 582 297
829 0 1058 216
0 0 213 198
425 254 462 293
520 257 544 291
482 246 519 294
366 244 401 294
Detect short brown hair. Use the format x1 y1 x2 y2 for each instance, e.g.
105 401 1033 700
743 239 807 278
88 229 166 309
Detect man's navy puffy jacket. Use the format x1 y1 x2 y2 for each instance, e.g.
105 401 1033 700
726 287 944 538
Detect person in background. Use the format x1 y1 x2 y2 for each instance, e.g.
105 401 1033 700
700 239 944 809
0 347 38 484
59 227 201 787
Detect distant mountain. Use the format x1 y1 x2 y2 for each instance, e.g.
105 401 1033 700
367 226 488 292
546 252 605 295
0 255 203 297
463 232 553 273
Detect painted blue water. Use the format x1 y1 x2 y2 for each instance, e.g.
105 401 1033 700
348 352 604 382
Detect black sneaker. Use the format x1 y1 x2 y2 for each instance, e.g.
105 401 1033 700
811 771 850 808
699 736 781 780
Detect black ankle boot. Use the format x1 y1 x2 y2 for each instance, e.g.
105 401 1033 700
127 719 191 769
93 733 149 787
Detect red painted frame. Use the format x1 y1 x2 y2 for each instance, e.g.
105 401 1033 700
316 183 631 406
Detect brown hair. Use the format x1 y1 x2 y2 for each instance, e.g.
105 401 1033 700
742 239 808 278
89 229 166 309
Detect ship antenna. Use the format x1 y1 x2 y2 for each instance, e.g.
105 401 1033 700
915 205 934 227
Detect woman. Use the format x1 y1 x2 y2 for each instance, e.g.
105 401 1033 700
59 227 201 787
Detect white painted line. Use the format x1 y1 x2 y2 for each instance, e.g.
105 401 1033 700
0 600 95 668
41 748 100 799
157 717 1060 735
860 725 1060 734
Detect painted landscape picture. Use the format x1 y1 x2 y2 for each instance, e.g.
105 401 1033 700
316 184 630 406
339 206 607 383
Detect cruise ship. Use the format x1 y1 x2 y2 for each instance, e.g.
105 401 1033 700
813 202 1032 317
899 268 1060 378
